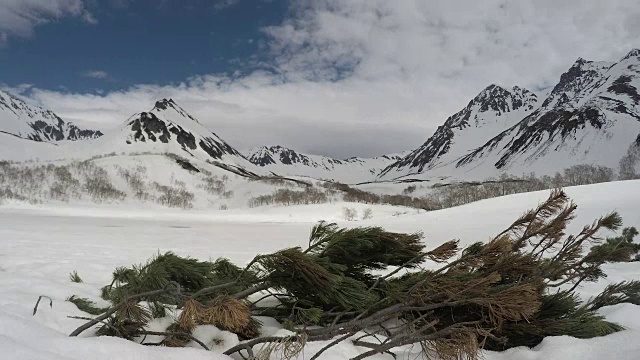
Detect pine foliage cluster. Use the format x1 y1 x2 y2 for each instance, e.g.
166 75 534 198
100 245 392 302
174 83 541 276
65 190 640 359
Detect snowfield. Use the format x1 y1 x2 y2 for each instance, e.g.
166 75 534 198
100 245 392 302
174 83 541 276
1 181 640 359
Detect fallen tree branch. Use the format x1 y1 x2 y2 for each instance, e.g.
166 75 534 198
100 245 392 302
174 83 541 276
33 295 53 316
133 330 210 351
69 282 180 337
309 332 357 360
68 315 124 337
349 321 480 360
233 282 272 299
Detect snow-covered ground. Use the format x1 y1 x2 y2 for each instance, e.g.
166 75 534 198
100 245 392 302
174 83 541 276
1 181 640 359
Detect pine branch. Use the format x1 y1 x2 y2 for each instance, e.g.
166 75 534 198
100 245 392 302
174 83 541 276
191 255 265 299
234 283 272 299
133 330 210 351
309 332 357 360
349 321 481 360
68 316 124 337
69 282 181 337
61 194 636 358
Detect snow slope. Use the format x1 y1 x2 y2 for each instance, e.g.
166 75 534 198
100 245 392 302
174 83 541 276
0 152 319 210
0 91 102 142
111 99 259 172
380 49 640 183
247 145 404 183
0 98 265 180
0 131 60 162
379 85 540 179
1 180 640 359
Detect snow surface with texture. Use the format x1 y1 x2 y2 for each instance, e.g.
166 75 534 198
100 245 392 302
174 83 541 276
1 181 640 359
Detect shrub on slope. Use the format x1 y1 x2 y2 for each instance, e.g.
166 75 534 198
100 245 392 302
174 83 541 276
49 190 640 358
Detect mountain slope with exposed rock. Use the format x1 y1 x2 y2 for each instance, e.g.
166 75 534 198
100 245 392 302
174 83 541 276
379 49 640 182
247 145 404 183
0 91 103 142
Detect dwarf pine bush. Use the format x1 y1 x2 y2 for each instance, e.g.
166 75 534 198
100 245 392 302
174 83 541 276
65 190 640 360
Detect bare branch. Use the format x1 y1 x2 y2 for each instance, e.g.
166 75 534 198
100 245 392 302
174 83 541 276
33 295 53 316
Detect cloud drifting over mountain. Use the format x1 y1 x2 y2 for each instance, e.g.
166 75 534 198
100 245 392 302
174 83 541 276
14 0 640 158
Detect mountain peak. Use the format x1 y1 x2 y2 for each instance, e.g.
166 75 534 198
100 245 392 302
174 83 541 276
574 57 590 65
151 98 199 123
153 98 177 110
124 100 248 163
469 83 537 115
621 48 640 61
0 89 103 142
541 56 613 109
479 84 507 94
484 84 502 90
248 145 310 166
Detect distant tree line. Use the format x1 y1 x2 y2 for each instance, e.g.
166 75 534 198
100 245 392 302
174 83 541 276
61 190 640 359
248 187 329 208
428 164 616 209
247 164 628 212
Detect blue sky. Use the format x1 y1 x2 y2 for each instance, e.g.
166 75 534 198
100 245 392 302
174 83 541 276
1 0 287 93
1 1 639 157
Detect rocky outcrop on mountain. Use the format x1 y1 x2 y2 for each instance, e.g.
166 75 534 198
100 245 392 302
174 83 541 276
0 91 102 142
379 49 640 182
247 145 404 183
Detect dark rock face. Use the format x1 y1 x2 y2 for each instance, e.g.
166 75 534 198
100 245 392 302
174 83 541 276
152 98 198 122
27 116 102 142
455 56 640 171
541 58 611 109
170 127 197 150
129 112 171 143
247 145 347 169
199 137 241 159
384 125 454 174
380 85 537 176
68 128 104 141
379 154 402 161
125 100 245 161
127 111 201 152
175 159 200 172
607 75 640 104
458 107 606 169
381 50 640 180
275 146 334 166
251 150 277 166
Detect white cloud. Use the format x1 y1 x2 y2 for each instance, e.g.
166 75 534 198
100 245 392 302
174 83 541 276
0 0 95 39
82 70 110 80
1 83 33 94
19 0 640 158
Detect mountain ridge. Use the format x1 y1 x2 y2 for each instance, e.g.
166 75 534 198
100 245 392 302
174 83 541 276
0 91 103 142
378 49 640 182
3 49 640 185
246 145 405 183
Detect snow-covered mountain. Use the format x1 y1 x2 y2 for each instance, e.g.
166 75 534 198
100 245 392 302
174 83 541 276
379 85 540 178
0 97 264 177
379 49 640 182
0 91 102 142
247 145 404 183
4 48 640 185
122 99 248 161
86 98 262 176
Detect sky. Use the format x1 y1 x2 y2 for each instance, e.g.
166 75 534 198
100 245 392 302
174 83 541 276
1 0 640 158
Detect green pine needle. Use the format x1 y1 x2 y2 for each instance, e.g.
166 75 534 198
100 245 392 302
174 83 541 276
66 295 108 316
69 271 83 283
